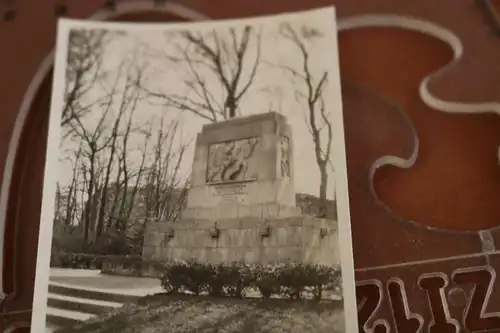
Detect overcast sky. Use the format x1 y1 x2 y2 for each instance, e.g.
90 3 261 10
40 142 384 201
55 9 343 200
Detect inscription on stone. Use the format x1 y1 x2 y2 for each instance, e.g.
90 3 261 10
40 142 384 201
214 184 247 196
280 136 290 177
213 184 247 204
206 137 259 184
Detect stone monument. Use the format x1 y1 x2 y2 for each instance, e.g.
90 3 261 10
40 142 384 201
143 112 339 267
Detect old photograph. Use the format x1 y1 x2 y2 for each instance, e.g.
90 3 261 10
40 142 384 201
31 7 357 333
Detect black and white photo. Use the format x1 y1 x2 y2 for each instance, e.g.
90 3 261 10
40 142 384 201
32 7 357 333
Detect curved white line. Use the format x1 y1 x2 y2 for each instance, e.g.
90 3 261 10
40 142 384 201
0 0 209 324
338 14 500 115
338 14 500 233
338 14 464 59
4 322 30 333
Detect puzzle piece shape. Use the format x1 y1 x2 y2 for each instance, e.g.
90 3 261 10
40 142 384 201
339 27 500 231
339 21 500 333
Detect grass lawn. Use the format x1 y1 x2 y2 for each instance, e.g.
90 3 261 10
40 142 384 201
56 293 345 333
50 274 161 289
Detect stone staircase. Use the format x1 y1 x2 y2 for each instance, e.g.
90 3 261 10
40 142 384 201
46 283 141 328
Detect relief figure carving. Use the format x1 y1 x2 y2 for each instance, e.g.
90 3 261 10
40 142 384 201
281 136 290 177
207 137 259 183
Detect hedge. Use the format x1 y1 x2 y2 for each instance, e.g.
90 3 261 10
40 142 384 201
52 253 342 301
52 252 162 277
161 260 341 301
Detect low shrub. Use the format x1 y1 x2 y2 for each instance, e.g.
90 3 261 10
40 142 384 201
53 253 341 301
55 253 105 269
162 260 212 295
253 264 282 299
160 261 341 302
214 262 253 298
52 253 163 277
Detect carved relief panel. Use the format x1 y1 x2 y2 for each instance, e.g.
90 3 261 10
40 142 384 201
280 136 290 178
206 137 259 184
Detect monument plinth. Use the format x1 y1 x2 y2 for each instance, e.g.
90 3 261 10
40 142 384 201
143 112 339 267
183 112 302 220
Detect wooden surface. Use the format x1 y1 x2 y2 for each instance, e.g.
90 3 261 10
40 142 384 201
0 0 499 332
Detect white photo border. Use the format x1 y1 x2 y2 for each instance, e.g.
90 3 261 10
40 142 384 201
30 7 358 333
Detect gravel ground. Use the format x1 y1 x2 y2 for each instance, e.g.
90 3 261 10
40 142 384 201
58 294 346 333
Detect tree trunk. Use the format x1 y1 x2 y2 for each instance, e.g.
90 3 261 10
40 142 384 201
83 150 98 247
96 138 118 239
318 161 328 218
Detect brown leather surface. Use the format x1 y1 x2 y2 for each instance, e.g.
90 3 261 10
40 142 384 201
0 1 499 332
340 27 500 231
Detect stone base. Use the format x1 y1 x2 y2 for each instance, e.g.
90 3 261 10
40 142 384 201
181 204 302 220
143 216 339 267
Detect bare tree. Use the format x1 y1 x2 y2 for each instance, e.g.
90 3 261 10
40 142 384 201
122 124 151 228
114 104 142 228
61 145 83 227
94 125 152 254
63 29 109 129
142 26 261 121
53 30 192 256
72 108 112 244
68 57 135 245
277 23 333 217
94 64 144 239
258 86 285 114
52 145 86 256
54 183 63 226
143 115 189 223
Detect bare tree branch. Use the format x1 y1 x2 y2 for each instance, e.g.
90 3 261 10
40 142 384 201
53 30 193 256
95 63 143 240
278 22 333 217
140 26 261 121
63 29 110 129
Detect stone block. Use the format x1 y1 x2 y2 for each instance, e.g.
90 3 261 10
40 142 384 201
217 230 230 248
243 249 259 263
262 203 279 218
244 229 260 247
266 216 301 228
170 231 187 248
278 206 302 218
167 220 194 230
226 248 243 262
142 113 339 268
183 112 296 214
144 216 339 266
215 218 240 230
161 246 172 258
280 227 304 247
192 219 215 230
216 204 239 219
204 231 220 248
278 246 303 262
181 229 197 247
142 247 154 260
239 217 260 229
248 205 264 218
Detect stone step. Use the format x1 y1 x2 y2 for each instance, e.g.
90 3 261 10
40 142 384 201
45 325 60 333
48 283 141 304
47 293 122 315
48 292 124 307
46 307 95 327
